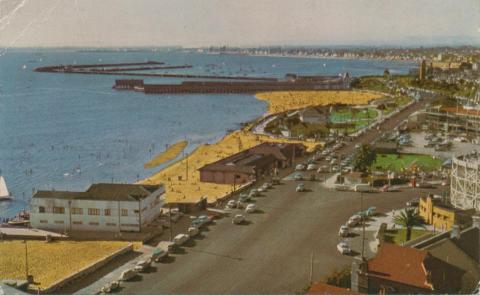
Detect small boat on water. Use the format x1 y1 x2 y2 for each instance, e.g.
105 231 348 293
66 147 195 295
0 176 12 201
8 219 29 226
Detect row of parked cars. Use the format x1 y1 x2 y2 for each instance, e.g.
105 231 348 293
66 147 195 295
99 213 216 293
336 207 376 255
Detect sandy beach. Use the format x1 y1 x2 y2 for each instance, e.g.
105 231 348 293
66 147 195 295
141 90 383 204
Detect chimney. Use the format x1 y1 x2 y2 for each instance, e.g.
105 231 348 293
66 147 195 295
351 257 368 293
472 215 480 229
450 224 461 239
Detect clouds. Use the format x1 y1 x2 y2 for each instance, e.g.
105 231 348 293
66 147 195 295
0 0 479 47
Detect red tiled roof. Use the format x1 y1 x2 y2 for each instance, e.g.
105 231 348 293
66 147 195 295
368 243 431 289
308 283 360 295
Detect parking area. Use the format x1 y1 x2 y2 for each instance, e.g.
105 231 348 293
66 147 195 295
76 174 433 294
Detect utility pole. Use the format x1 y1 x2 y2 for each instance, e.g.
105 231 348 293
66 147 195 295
361 192 366 259
169 203 173 242
309 251 314 285
24 240 29 280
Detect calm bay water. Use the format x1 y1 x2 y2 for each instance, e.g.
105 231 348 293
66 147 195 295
0 49 415 217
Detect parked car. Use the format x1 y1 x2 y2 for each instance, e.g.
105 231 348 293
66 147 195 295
334 184 351 191
337 242 352 255
249 189 259 197
317 165 330 173
417 182 435 188
296 183 306 192
239 193 251 202
187 226 200 237
293 172 304 181
295 164 306 171
100 281 120 293
354 184 372 192
226 199 237 209
379 185 399 192
262 182 272 190
406 198 420 207
232 214 246 224
245 203 257 213
338 225 349 237
347 215 362 227
119 269 138 281
134 259 151 273
307 163 318 171
150 247 168 262
173 233 189 246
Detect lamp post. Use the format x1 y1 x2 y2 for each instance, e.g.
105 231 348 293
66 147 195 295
24 240 29 280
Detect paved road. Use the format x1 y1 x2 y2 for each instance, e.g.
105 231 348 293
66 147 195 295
114 180 422 294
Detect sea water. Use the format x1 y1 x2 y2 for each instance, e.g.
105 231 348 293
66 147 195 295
0 48 414 217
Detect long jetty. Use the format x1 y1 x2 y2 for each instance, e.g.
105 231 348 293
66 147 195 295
34 61 278 81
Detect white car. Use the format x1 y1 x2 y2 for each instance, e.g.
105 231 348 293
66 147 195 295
337 242 351 255
307 164 318 171
226 199 236 209
232 214 246 224
173 233 189 246
134 259 151 273
347 215 362 227
249 189 259 197
295 164 306 171
338 225 349 237
187 226 199 237
119 268 138 281
245 203 257 213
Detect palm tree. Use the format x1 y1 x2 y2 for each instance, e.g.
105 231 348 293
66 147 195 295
393 208 425 241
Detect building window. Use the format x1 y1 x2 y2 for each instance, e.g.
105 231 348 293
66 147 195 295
73 221 82 225
104 209 111 216
39 206 45 213
88 208 100 216
134 209 139 214
54 220 64 224
71 208 83 215
40 220 48 224
89 222 99 226
106 222 116 226
53 207 65 214
121 209 128 216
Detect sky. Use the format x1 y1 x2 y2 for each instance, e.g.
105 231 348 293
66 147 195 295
0 0 479 48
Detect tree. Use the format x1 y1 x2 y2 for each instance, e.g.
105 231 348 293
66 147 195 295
393 208 425 241
383 69 390 77
353 144 377 173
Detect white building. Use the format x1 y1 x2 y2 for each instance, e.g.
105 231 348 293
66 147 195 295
451 153 480 211
30 183 165 232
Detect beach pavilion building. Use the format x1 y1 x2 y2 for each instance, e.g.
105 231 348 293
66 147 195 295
29 183 165 233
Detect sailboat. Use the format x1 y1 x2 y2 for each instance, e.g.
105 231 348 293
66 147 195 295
0 176 12 201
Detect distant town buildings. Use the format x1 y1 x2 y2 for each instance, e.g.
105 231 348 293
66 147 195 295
30 183 165 232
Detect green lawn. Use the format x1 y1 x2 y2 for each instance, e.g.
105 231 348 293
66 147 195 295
373 153 442 172
384 228 431 244
330 108 378 124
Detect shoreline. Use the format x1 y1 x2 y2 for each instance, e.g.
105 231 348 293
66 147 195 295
141 90 383 204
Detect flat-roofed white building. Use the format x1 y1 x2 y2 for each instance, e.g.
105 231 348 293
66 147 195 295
30 183 165 232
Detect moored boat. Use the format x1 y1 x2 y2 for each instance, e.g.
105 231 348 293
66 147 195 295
0 176 12 201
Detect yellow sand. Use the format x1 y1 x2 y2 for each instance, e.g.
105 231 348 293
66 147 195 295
256 90 381 114
145 140 188 169
0 240 135 289
142 90 383 204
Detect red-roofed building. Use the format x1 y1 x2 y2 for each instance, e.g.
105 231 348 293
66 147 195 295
198 142 304 185
351 243 463 294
